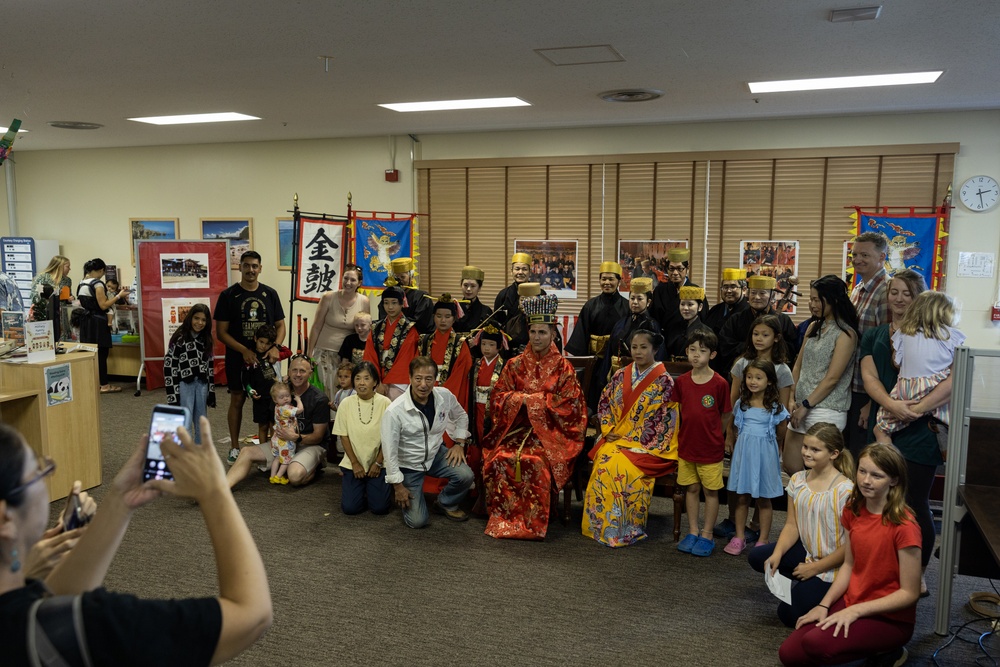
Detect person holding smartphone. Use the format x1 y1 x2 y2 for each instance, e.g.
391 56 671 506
0 419 273 666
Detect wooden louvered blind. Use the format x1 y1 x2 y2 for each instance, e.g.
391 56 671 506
416 146 955 321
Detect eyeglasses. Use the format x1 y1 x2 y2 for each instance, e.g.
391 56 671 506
289 353 315 368
667 266 687 274
720 284 741 291
7 455 56 498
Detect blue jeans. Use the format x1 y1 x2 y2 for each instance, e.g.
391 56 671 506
399 446 474 528
342 468 392 515
178 378 208 444
748 540 832 628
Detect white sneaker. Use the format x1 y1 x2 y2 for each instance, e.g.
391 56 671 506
227 447 240 465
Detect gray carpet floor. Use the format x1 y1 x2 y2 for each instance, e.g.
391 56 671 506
42 385 999 666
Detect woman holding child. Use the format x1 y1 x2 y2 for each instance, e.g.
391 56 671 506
582 329 678 547
308 264 371 398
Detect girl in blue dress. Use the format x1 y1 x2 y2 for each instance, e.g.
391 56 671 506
725 359 789 555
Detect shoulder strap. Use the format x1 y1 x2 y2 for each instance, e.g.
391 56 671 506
28 595 93 667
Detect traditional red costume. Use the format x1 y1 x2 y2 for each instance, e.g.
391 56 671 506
363 314 418 385
482 338 586 539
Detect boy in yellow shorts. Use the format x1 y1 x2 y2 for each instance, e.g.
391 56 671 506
673 330 732 557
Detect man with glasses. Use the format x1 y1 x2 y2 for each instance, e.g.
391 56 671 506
846 232 890 457
651 247 708 340
705 268 749 373
717 275 800 376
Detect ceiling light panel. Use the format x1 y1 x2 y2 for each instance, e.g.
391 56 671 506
748 71 942 94
127 112 261 125
378 98 530 112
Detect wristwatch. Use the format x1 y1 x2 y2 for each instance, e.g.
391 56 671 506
296 433 304 444
801 398 813 410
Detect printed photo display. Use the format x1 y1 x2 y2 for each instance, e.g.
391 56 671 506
159 253 210 289
513 239 578 299
201 218 253 269
616 239 688 292
740 240 800 314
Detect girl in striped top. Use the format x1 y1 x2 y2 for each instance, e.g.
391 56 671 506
748 422 855 627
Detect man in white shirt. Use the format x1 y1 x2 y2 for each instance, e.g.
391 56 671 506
381 356 474 527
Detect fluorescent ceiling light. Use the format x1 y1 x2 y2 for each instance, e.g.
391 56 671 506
748 71 942 94
379 97 530 112
0 127 27 133
127 112 260 125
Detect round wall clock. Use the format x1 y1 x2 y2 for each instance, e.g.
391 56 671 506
959 175 1000 212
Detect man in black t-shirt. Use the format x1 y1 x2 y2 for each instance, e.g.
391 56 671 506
214 251 286 460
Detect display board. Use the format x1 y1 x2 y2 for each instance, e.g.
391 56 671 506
136 240 229 389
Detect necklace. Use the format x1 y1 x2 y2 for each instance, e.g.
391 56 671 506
357 396 376 424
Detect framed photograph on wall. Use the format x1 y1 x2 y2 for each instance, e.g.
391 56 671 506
616 239 688 293
740 239 800 314
201 218 253 269
513 239 578 299
276 218 294 271
129 218 179 266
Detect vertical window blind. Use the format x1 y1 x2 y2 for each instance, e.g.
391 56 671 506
416 147 955 321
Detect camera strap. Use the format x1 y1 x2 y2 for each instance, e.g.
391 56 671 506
27 595 93 667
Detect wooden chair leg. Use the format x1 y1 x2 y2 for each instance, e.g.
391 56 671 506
672 484 685 542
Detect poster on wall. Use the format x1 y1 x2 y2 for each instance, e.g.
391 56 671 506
513 239 578 299
201 218 253 269
852 209 947 291
616 239 688 292
161 297 212 347
44 363 72 407
130 219 179 266
276 218 294 271
158 253 210 289
740 240 800 314
295 217 348 303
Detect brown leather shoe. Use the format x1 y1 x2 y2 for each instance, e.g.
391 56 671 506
432 500 470 522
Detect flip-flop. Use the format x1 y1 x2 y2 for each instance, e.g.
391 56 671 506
99 385 122 394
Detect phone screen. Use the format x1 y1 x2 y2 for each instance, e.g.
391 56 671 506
143 405 191 482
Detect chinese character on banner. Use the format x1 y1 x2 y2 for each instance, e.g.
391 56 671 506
295 218 347 303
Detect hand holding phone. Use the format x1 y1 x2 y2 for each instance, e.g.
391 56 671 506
143 404 193 483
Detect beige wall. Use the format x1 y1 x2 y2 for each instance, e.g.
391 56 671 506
2 110 999 347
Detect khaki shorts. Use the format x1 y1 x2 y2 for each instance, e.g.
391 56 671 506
256 443 326 474
677 458 724 490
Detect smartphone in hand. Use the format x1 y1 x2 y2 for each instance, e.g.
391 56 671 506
62 492 90 531
142 404 192 483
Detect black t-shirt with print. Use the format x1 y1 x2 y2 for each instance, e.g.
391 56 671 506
214 282 285 362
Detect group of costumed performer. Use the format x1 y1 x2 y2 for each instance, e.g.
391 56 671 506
482 292 587 540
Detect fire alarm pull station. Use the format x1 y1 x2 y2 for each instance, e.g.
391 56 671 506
992 305 1000 322
385 169 399 182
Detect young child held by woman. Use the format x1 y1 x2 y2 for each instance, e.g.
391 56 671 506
163 304 216 444
269 381 303 484
874 291 964 458
725 359 789 555
748 423 855 627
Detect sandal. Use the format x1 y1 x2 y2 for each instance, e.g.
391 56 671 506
723 537 747 556
99 385 122 394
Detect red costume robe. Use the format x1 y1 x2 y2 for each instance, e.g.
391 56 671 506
363 315 418 385
482 342 587 540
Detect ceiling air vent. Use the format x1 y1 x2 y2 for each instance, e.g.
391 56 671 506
599 89 663 103
48 121 104 130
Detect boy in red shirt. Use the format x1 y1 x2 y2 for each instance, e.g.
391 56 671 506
673 329 732 557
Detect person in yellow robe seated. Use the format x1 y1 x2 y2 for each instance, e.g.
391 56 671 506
583 328 679 547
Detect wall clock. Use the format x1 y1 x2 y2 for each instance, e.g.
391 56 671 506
959 175 1000 212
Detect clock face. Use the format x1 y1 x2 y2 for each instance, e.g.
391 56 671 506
960 175 1000 212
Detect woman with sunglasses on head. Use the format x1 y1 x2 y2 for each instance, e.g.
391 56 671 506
0 420 272 666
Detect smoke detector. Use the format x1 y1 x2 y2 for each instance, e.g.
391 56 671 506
599 89 663 103
48 121 104 130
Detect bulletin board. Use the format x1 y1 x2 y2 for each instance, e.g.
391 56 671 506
136 239 230 390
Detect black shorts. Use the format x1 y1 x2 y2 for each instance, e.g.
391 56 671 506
225 354 245 392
